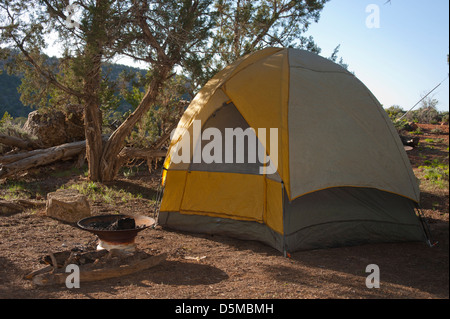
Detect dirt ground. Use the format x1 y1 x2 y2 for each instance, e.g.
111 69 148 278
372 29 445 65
0 123 448 300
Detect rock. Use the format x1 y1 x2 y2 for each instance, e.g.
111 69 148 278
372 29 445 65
23 105 85 148
64 104 85 142
46 189 91 223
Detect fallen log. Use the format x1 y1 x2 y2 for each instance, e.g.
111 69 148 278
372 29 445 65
0 134 169 179
0 140 86 179
0 199 45 215
0 136 110 166
0 134 42 150
119 147 167 160
0 200 23 215
0 148 51 165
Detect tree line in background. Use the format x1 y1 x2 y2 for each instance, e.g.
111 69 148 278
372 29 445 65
385 96 449 132
0 57 147 118
1 0 334 182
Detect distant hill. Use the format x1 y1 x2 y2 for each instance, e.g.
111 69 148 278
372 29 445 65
0 58 147 118
0 71 26 118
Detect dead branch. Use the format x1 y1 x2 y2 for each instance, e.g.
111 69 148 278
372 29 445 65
150 121 178 150
0 199 45 215
119 148 167 160
0 131 170 179
0 148 50 165
0 140 86 179
0 134 42 150
0 200 23 215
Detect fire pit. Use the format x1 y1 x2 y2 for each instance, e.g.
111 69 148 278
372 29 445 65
77 214 155 252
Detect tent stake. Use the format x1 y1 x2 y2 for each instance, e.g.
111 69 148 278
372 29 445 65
416 204 438 247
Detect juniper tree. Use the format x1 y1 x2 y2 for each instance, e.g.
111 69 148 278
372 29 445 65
0 0 129 181
0 0 214 181
1 0 329 182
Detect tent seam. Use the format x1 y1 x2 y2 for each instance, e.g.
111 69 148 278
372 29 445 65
284 219 424 237
290 185 419 204
290 65 355 76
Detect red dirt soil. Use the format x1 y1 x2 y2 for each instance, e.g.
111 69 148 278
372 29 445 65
0 124 448 300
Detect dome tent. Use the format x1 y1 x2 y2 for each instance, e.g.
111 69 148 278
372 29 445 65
158 47 427 253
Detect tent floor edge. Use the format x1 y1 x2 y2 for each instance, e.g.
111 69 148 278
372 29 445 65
158 211 284 253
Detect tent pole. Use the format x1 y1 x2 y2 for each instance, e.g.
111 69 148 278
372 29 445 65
282 182 287 257
397 75 448 122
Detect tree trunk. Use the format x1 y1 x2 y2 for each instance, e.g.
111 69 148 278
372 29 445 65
84 92 103 182
99 66 172 182
83 0 106 182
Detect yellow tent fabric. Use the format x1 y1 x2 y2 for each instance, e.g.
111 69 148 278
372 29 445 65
222 49 291 198
158 47 425 252
163 47 419 202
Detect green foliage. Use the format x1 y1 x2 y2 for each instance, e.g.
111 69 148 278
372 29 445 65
393 118 410 131
385 103 448 128
0 179 45 200
402 96 443 124
431 128 443 134
328 45 350 71
2 181 26 200
2 0 331 181
189 0 329 88
0 111 13 126
385 105 406 121
0 110 34 142
419 159 449 189
124 73 191 148
412 127 423 135
0 55 147 123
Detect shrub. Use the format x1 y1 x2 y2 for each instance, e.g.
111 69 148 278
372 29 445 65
431 128 443 134
442 113 449 124
385 105 405 121
412 127 423 135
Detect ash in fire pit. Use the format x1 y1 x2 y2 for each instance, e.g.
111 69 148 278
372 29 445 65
87 217 139 231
